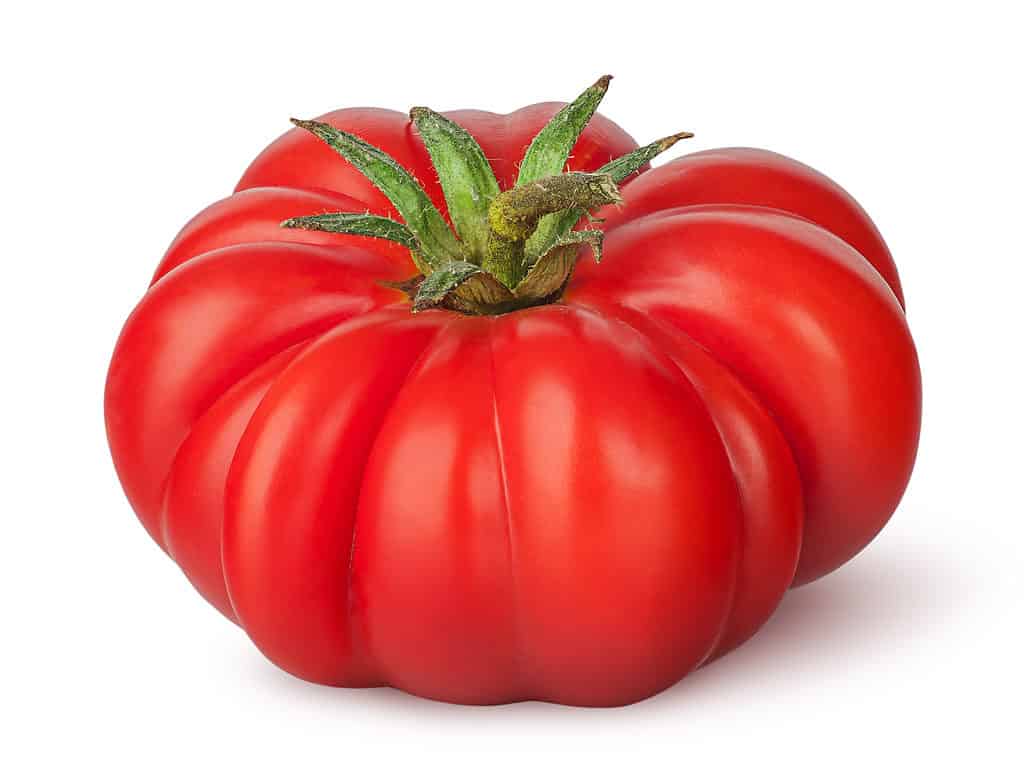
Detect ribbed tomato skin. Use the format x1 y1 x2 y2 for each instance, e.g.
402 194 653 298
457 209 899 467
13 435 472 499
106 102 919 706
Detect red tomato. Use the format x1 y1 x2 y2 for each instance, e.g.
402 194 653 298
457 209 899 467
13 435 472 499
106 102 920 706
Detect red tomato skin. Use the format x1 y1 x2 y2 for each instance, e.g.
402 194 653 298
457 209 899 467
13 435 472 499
596 147 905 307
573 206 920 584
153 187 415 284
161 344 305 620
353 307 742 705
593 303 804 657
220 303 746 706
224 309 444 687
106 99 920 705
105 242 406 546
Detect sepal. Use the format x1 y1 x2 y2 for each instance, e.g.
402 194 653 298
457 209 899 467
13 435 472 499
514 230 604 302
412 262 516 314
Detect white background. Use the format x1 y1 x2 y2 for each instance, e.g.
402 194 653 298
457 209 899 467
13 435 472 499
3 1 1021 775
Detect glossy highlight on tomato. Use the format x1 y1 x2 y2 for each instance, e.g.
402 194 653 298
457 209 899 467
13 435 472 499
106 78 920 706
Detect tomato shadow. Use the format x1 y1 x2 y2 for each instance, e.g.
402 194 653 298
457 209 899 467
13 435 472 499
644 535 972 708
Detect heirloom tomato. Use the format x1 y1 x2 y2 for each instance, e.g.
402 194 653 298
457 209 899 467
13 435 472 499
106 77 920 706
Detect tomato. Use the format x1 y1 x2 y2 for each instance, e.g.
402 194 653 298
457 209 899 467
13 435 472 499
106 79 920 706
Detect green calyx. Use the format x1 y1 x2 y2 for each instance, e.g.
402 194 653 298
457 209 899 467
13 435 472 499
282 75 693 315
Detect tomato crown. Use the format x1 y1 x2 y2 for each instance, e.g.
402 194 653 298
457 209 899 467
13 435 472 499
282 76 692 315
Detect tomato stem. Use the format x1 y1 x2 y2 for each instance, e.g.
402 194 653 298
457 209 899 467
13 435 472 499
524 131 693 260
483 173 621 288
283 77 694 314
